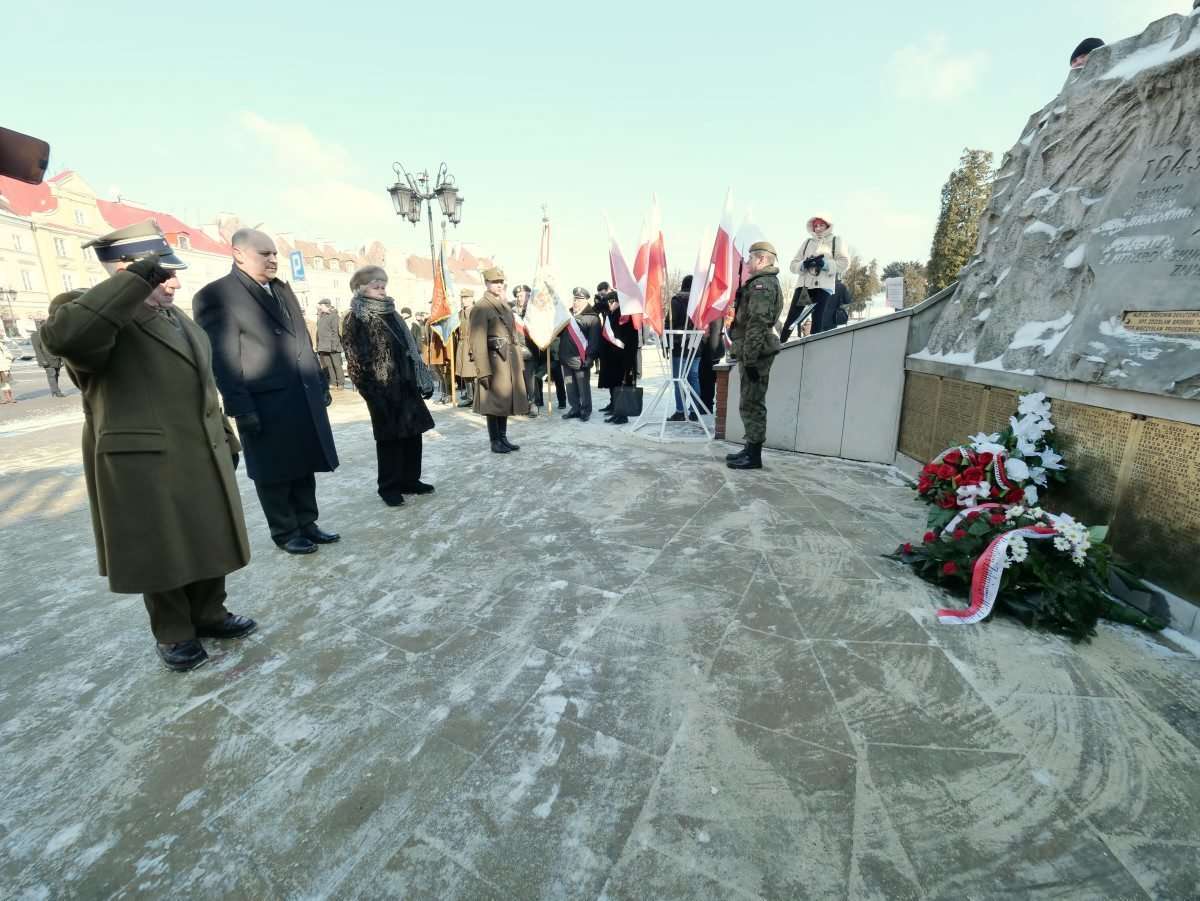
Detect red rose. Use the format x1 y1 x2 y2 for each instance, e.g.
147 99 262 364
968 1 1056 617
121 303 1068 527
917 477 932 493
923 531 936 543
1005 488 1024 504
977 452 994 467
952 529 968 540
939 495 958 509
989 513 1006 525
937 464 957 480
942 561 959 576
903 543 913 554
943 450 963 466
923 463 940 476
990 485 1002 498
959 466 985 486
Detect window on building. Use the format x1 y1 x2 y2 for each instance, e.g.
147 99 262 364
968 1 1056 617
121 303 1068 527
178 234 191 251
74 209 86 226
12 234 22 252
62 273 75 291
81 247 91 263
21 270 34 291
54 237 67 257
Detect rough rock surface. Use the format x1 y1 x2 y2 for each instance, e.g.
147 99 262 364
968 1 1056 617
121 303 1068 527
922 11 1200 398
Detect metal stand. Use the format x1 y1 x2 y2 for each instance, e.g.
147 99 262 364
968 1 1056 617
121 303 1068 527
632 329 713 442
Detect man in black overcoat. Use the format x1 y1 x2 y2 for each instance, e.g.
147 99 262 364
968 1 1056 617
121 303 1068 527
193 229 340 555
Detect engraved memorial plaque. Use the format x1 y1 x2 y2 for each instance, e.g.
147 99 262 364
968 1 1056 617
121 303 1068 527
1121 310 1200 337
980 387 1019 437
898 373 939 462
930 379 986 455
1047 400 1134 524
1110 417 1200 599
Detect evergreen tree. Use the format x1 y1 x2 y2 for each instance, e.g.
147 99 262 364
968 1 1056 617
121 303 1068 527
926 148 994 294
842 257 881 315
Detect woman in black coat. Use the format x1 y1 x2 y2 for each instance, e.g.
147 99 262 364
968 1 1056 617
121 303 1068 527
342 266 435 507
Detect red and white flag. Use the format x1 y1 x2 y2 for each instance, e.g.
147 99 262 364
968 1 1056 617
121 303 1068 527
692 189 736 328
601 315 625 349
606 216 644 330
566 317 588 359
685 235 709 326
513 310 528 336
632 196 666 335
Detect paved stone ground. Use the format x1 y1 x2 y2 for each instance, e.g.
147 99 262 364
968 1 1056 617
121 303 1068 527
2 370 1199 900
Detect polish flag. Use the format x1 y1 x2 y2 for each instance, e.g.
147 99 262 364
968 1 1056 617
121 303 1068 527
602 315 625 349
685 234 710 326
513 310 528 336
692 189 736 328
566 317 588 359
606 216 644 329
632 196 666 335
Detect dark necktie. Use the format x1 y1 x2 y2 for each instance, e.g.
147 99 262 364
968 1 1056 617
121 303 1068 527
266 284 291 323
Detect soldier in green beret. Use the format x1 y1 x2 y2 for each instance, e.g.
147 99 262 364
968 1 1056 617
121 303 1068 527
727 241 784 470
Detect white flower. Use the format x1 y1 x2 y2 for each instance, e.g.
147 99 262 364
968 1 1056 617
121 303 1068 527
1029 466 1047 486
1024 485 1040 505
1028 507 1046 521
1038 446 1065 471
1005 457 1031 482
1017 392 1051 418
1008 534 1029 563
1006 505 1026 520
1071 549 1087 566
1054 536 1072 552
969 433 1007 456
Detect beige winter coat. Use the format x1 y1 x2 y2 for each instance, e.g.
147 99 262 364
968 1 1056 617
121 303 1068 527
789 215 850 293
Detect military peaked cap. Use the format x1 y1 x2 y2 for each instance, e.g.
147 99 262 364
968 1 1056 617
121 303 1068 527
748 241 777 257
83 220 187 270
482 267 506 283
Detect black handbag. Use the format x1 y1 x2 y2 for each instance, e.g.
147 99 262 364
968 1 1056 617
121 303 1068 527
612 385 643 416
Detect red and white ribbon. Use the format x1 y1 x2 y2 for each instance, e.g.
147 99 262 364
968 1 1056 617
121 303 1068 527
566 317 588 359
940 503 1004 537
936 525 1057 625
602 316 625 348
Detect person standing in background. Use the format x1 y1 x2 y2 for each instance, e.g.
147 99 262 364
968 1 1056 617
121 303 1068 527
470 268 529 453
314 299 344 391
784 215 849 339
30 319 66 397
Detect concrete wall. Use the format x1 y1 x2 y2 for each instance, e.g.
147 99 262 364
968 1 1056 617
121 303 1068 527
725 311 916 463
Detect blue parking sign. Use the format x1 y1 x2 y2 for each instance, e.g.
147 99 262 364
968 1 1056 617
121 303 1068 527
290 250 306 281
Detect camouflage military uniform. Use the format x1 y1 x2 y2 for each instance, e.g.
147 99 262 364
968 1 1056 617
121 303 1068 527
730 266 783 444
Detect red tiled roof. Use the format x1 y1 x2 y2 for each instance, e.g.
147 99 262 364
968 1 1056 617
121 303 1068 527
0 175 57 216
97 199 232 256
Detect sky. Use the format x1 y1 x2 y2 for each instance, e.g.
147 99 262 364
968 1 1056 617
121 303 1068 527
5 0 1187 289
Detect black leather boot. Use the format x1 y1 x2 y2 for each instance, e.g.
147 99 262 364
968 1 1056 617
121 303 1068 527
499 417 520 451
725 445 748 462
726 443 763 470
488 416 509 454
156 639 209 672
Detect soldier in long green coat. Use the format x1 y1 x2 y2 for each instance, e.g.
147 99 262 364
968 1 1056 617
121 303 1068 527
40 221 256 672
727 241 784 470
469 267 529 453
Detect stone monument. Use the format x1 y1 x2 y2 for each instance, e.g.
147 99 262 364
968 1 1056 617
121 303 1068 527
922 10 1200 397
901 9 1200 618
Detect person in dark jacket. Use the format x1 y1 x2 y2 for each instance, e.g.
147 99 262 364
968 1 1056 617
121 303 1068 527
342 266 436 506
559 287 601 421
193 228 340 556
698 316 724 413
31 319 67 397
665 276 701 421
596 284 639 423
314 299 344 390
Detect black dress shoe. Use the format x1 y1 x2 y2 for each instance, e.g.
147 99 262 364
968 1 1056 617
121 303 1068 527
599 404 613 413
382 494 406 507
562 410 580 420
491 440 511 454
156 639 208 672
688 410 699 421
277 535 318 554
399 481 435 495
667 411 686 422
609 415 629 425
580 413 591 422
301 525 340 544
196 613 258 640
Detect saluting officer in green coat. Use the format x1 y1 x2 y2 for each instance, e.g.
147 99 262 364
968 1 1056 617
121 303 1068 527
727 241 784 470
40 221 256 672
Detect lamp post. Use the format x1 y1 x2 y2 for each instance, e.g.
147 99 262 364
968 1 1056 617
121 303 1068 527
0 288 16 337
387 161 463 281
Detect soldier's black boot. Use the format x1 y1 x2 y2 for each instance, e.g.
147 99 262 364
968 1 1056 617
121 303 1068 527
156 639 209 672
488 417 510 454
499 417 520 451
727 443 763 470
725 444 748 462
